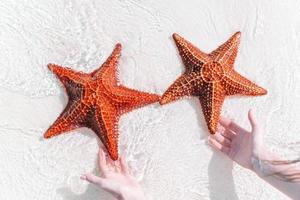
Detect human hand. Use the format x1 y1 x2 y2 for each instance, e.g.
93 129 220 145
208 109 269 171
208 109 300 199
81 148 145 200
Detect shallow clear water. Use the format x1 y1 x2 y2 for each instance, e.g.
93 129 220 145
0 0 300 199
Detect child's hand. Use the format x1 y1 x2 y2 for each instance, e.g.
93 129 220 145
208 109 268 171
81 148 145 200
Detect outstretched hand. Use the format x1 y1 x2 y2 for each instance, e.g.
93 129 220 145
209 109 300 199
208 109 268 171
81 148 145 200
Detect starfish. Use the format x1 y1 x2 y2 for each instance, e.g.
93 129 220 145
160 32 267 134
44 43 159 160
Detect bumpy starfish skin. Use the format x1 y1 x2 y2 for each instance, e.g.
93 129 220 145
160 32 267 134
44 43 159 160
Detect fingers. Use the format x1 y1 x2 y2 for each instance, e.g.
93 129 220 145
82 174 120 195
213 132 231 147
217 125 235 141
222 128 236 140
208 136 230 155
219 116 247 134
81 174 104 186
219 116 231 127
111 160 122 173
120 153 130 175
81 174 118 195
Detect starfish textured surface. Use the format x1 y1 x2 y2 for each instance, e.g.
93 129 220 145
160 32 267 134
44 44 159 160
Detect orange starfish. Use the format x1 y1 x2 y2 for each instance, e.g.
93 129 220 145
44 43 159 160
160 32 267 134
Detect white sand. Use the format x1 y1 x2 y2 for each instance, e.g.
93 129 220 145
0 0 299 199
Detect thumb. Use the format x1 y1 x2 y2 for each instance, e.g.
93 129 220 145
248 109 263 153
248 109 259 132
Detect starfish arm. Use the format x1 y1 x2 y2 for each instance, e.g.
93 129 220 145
198 83 225 134
91 43 122 82
173 33 210 72
113 85 159 114
209 31 241 67
89 101 119 161
222 70 267 96
49 64 87 103
44 101 87 138
48 64 89 85
160 72 204 105
94 44 123 93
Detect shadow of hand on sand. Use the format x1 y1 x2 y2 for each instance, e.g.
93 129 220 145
57 185 99 200
208 151 239 200
187 99 239 199
57 184 115 200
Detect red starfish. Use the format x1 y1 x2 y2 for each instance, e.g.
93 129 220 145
44 43 159 160
160 32 267 134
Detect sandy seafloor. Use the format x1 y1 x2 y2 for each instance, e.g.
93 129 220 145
0 0 300 199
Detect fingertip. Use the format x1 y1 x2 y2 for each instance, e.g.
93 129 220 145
248 109 254 118
219 116 231 127
84 174 93 182
98 150 108 173
219 116 226 123
215 130 222 136
98 149 102 161
207 139 212 147
99 147 104 155
100 148 108 161
248 109 252 117
120 155 129 174
120 153 126 163
208 138 218 149
248 109 257 127
207 137 214 145
83 174 102 185
216 124 223 133
81 174 96 183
